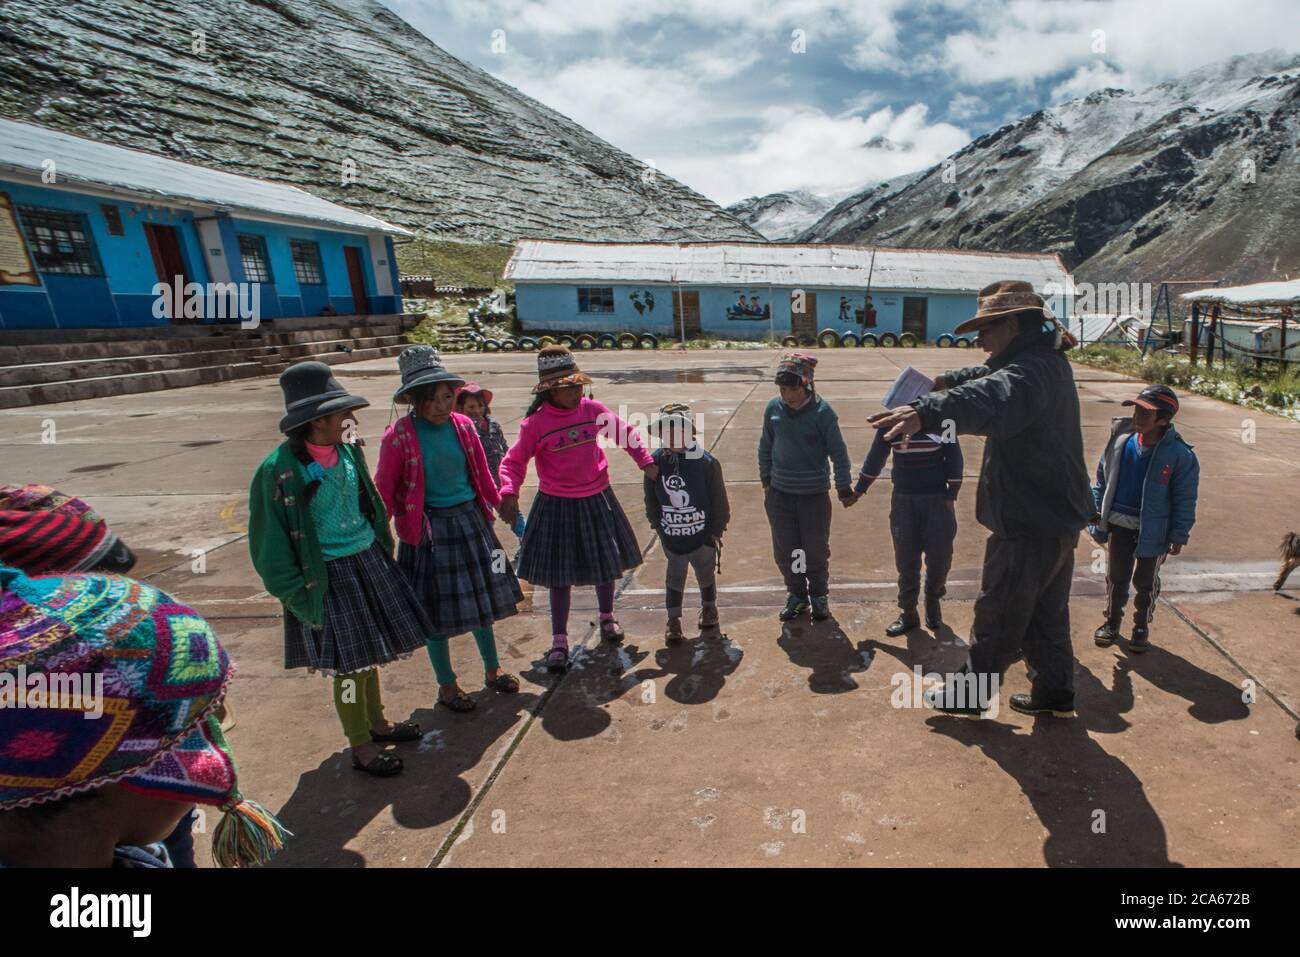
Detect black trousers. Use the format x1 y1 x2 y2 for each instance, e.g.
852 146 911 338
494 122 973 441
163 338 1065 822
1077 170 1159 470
890 491 956 610
1104 525 1165 625
765 488 832 598
967 532 1079 705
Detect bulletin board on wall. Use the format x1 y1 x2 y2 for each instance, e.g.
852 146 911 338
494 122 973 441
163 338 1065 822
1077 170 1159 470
0 192 39 285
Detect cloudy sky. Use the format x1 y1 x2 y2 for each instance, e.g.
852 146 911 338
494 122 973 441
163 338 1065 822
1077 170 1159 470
381 0 1299 206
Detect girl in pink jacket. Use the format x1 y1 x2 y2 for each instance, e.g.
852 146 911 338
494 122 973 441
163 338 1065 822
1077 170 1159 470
376 346 524 713
498 346 658 671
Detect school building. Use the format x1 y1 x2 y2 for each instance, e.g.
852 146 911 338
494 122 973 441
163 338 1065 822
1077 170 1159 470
0 118 409 330
505 240 1073 343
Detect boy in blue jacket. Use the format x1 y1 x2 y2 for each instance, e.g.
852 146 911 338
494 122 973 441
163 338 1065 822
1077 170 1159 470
758 353 855 622
1090 384 1199 652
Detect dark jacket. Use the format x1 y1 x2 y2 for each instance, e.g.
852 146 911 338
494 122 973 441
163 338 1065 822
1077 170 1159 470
910 326 1093 538
1089 417 1199 558
757 393 853 494
644 446 730 553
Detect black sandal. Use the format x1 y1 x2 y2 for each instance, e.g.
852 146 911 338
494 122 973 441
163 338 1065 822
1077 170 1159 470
438 688 477 712
370 719 422 743
352 751 403 777
484 672 520 694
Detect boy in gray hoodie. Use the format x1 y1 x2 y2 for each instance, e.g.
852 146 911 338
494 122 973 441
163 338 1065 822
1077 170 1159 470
758 353 855 621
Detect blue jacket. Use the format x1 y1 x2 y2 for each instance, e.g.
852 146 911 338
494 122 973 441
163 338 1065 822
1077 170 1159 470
1089 417 1199 558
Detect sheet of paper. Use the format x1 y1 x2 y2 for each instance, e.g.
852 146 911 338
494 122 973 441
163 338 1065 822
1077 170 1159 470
882 366 934 409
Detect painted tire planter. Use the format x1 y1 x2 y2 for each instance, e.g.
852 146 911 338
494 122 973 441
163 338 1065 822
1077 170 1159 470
575 333 598 350
955 336 973 348
839 331 860 348
879 332 899 347
596 333 619 350
481 338 502 353
780 335 800 347
935 334 955 348
499 338 518 352
860 333 879 347
638 333 659 350
517 336 539 351
557 334 576 348
817 329 842 349
899 332 919 348
536 335 556 348
617 332 638 350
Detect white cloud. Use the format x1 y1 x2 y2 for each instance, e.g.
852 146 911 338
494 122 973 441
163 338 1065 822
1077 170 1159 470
946 92 984 120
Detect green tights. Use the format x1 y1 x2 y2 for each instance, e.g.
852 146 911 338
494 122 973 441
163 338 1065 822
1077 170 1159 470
332 668 385 748
425 626 500 685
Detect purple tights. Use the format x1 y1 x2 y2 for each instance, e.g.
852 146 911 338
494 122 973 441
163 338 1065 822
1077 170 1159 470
550 581 616 638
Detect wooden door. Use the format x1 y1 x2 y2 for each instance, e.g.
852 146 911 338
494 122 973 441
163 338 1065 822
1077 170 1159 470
672 290 700 339
144 224 189 321
344 246 370 314
902 296 928 340
791 290 816 341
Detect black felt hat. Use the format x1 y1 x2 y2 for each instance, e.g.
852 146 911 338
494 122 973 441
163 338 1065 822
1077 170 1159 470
277 361 370 434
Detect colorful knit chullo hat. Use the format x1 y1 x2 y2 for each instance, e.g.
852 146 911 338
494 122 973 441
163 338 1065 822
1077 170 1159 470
775 352 817 389
0 564 290 867
0 484 119 575
533 345 593 394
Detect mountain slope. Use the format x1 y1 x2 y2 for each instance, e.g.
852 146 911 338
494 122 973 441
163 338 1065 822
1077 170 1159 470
0 0 758 244
797 53 1300 284
726 190 832 240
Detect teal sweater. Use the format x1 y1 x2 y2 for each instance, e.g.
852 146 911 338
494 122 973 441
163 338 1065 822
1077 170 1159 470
758 393 853 494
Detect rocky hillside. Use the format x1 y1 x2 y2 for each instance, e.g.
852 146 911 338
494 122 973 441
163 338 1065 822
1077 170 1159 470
726 190 832 240
0 0 758 244
798 53 1300 284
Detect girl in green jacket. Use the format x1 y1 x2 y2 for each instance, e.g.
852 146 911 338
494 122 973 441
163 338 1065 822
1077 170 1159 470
248 362 432 777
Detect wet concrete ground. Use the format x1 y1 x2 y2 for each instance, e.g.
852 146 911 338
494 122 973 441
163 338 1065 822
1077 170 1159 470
6 347 1298 866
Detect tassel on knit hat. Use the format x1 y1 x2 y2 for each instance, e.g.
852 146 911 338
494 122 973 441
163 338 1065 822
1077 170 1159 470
0 563 290 867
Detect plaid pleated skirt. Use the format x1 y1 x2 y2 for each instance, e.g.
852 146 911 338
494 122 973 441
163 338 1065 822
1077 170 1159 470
516 487 643 588
284 539 432 675
397 499 523 636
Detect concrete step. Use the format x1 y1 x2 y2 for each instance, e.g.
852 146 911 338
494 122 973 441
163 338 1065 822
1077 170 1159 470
0 361 270 409
0 345 279 387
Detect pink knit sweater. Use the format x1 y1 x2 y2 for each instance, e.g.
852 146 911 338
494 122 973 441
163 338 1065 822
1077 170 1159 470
498 397 654 499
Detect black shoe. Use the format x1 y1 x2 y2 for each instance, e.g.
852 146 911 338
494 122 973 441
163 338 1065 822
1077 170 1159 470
810 595 830 620
1008 693 1075 717
924 597 943 630
886 611 920 637
778 594 809 622
1129 623 1150 653
1094 620 1120 647
923 683 985 716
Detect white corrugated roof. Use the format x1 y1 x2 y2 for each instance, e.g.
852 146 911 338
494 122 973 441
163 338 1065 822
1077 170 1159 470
1181 280 1300 307
0 118 411 236
505 239 1069 293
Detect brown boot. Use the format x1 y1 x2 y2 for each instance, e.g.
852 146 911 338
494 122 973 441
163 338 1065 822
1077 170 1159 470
665 617 684 643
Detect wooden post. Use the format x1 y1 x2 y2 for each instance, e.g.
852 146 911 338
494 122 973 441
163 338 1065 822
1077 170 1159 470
1189 302 1199 366
1281 306 1290 372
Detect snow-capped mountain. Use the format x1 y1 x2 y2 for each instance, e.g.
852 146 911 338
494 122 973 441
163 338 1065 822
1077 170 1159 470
798 52 1300 284
0 0 759 244
726 190 834 240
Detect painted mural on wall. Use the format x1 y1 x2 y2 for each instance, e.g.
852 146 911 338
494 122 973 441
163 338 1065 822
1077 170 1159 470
837 293 878 327
628 289 656 316
725 289 771 321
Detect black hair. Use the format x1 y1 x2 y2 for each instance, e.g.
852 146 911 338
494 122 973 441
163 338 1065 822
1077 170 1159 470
525 385 588 418
775 371 808 390
456 391 490 416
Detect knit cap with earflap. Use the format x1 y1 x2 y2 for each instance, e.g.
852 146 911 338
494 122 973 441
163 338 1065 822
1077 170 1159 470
775 352 818 389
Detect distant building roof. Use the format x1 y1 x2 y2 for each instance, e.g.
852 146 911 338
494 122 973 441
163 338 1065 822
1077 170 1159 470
0 118 411 236
505 239 1069 293
1181 280 1300 307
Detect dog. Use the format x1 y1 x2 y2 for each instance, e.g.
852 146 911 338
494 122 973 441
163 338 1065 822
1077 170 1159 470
1276 532 1300 591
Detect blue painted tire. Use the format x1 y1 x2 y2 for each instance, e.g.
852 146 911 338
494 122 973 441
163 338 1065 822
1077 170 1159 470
596 333 619 350
839 331 860 348
481 338 501 353
860 333 878 347
557 334 576 348
517 336 539 351
936 334 955 348
638 333 659 350
955 336 973 348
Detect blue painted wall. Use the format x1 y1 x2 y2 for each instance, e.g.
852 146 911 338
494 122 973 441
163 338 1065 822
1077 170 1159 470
515 282 1027 342
0 178 402 330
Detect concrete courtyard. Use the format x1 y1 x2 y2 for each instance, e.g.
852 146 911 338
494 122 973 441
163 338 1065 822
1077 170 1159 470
6 346 1299 867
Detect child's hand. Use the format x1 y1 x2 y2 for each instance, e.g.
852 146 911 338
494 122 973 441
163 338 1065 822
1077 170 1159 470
1168 543 1183 556
642 463 660 482
838 489 858 508
498 495 520 525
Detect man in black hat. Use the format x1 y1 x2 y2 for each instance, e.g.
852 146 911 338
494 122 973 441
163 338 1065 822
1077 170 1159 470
869 280 1094 717
1089 384 1199 653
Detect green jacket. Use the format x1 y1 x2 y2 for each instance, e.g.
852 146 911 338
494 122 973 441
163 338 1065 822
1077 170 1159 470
247 441 393 630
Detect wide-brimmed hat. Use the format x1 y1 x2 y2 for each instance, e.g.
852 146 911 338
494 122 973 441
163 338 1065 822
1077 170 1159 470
1124 383 1179 417
954 280 1056 335
533 345 593 394
456 381 494 408
278 361 370 433
394 345 466 402
0 563 289 867
775 352 817 388
649 402 695 437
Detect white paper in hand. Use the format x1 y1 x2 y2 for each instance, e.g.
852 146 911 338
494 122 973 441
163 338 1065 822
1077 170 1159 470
882 366 934 409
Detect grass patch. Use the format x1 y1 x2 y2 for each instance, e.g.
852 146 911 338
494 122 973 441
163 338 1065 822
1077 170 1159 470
394 238 514 289
1071 344 1300 420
